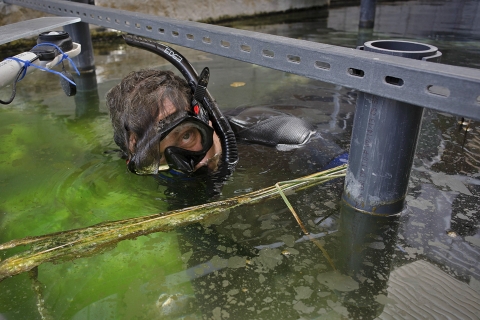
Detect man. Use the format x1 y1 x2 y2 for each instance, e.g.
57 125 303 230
106 36 350 318
106 35 322 183
107 69 224 175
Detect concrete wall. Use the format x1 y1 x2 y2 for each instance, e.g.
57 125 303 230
0 0 328 27
96 0 327 22
0 1 49 26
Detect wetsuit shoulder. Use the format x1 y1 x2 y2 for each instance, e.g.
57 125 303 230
226 106 315 147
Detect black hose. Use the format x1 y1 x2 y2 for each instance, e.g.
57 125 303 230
123 34 238 167
204 93 239 166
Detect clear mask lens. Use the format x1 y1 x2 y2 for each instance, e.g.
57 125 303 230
160 121 210 153
158 118 214 173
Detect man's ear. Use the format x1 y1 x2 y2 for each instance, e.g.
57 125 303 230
128 132 137 154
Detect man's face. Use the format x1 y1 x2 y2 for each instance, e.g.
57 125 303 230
156 99 218 172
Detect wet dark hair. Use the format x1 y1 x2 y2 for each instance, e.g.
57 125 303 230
106 69 192 172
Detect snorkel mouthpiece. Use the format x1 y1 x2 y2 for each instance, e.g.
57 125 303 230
164 146 206 173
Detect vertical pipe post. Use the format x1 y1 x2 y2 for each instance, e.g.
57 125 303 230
359 0 377 29
63 0 95 72
62 0 99 118
342 40 441 216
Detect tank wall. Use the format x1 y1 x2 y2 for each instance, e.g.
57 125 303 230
0 0 328 26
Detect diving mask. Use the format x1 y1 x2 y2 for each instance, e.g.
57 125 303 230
159 113 214 173
128 112 214 175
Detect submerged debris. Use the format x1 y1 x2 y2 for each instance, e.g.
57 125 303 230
156 293 197 318
230 82 246 87
0 165 346 282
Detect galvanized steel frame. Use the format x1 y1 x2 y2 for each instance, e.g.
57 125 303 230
5 0 480 120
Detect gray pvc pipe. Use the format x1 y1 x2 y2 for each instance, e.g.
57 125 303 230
342 40 441 215
359 0 377 29
63 0 96 72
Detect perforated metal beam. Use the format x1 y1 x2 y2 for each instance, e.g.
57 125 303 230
4 0 480 120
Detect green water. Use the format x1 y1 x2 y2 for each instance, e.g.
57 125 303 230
1 0 480 319
0 47 355 320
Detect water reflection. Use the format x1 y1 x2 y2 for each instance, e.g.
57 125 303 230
337 205 400 319
401 181 480 280
172 193 344 319
72 70 100 118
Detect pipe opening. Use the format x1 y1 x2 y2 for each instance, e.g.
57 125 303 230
203 37 211 44
172 31 179 37
158 28 165 34
221 40 230 48
186 34 194 40
370 41 431 52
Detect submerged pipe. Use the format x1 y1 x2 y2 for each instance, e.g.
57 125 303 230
359 0 377 29
342 40 441 215
337 203 400 319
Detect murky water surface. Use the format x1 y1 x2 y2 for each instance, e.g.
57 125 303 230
0 0 479 319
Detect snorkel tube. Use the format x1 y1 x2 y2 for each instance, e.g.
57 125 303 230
123 35 239 169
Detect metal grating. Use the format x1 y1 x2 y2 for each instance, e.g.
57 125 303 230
4 0 480 120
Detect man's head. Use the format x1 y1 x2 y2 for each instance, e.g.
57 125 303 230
107 69 218 174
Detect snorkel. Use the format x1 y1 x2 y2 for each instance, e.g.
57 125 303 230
123 34 238 173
